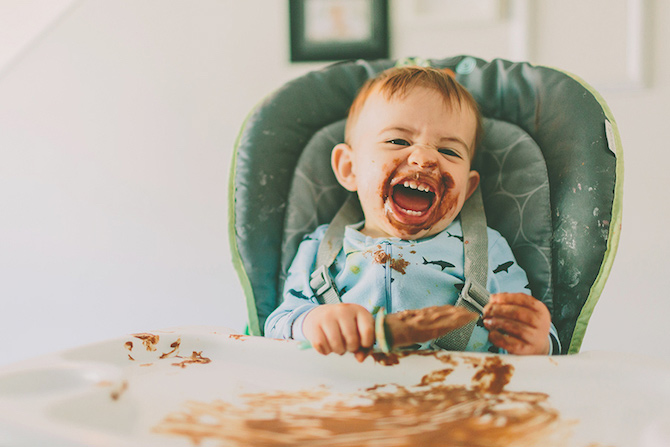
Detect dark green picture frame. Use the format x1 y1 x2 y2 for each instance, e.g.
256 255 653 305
289 0 389 62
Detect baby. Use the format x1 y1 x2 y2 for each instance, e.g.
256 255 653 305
265 66 560 360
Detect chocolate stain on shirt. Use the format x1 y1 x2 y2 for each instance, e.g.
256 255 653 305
153 353 570 447
390 257 410 274
370 248 410 274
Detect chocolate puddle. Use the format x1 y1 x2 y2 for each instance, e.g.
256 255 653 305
154 354 570 446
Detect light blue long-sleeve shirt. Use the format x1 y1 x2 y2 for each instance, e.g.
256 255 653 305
266 220 560 354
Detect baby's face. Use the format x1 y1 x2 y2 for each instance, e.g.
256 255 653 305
345 86 479 240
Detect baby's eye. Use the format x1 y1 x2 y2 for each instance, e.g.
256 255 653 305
438 148 462 158
388 139 410 146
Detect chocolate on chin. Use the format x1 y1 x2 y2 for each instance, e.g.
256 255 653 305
382 305 478 350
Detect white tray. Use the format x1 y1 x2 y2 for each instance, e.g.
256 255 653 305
1 326 669 447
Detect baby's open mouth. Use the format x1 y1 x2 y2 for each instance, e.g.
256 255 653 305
390 180 436 217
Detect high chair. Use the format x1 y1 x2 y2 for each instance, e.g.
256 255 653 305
229 56 623 354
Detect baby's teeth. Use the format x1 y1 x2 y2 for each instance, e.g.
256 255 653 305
401 180 430 192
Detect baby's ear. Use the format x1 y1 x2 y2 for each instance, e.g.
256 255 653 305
331 143 357 191
464 170 480 200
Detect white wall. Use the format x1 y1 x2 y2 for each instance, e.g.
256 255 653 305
567 0 670 355
0 0 668 366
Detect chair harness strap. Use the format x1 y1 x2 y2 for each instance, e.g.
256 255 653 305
309 194 361 304
434 186 490 350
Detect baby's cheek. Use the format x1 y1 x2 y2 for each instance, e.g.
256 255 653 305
433 173 457 217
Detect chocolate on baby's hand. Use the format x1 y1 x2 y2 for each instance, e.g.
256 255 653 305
383 305 478 349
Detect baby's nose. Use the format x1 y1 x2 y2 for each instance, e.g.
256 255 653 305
408 145 438 168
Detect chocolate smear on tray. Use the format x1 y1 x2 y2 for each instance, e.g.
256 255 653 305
133 333 160 352
172 351 211 368
154 355 569 447
110 380 128 401
229 334 250 341
159 338 181 359
472 355 515 394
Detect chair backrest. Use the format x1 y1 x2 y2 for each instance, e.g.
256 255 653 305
229 56 623 354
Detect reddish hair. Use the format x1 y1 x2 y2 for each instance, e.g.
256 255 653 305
345 66 483 153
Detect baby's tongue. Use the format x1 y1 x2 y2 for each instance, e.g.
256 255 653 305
393 186 432 212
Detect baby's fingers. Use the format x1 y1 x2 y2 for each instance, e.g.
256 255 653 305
483 316 535 346
353 312 375 362
356 311 375 349
483 294 551 355
487 329 536 355
320 319 350 355
339 310 374 357
484 293 550 328
338 317 363 354
354 347 372 363
484 304 538 328
309 326 333 355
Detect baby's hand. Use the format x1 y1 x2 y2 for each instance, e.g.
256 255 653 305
302 303 375 362
482 293 551 355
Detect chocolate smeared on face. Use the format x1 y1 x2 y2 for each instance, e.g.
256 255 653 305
381 165 458 237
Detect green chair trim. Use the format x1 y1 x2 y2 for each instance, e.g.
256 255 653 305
551 68 624 354
229 106 262 336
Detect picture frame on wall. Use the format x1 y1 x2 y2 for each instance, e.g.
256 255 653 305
289 0 389 62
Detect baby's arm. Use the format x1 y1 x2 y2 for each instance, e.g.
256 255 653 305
265 229 324 340
302 303 375 362
483 293 551 355
484 232 559 355
265 226 374 361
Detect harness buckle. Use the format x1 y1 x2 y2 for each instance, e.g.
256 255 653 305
458 278 490 314
310 265 335 298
